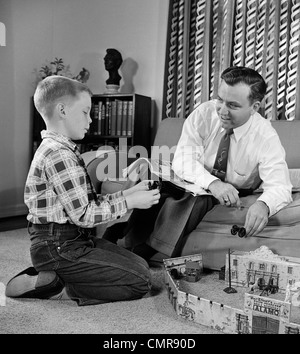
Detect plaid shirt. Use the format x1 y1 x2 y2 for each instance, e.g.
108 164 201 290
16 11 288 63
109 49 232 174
25 130 127 227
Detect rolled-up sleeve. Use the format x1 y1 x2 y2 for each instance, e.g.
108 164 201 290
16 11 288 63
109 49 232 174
256 135 292 216
172 110 219 190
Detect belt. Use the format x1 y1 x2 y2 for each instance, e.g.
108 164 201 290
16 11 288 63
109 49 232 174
28 222 93 235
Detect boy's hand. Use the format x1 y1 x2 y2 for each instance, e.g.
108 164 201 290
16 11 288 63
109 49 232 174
122 180 157 197
125 189 160 210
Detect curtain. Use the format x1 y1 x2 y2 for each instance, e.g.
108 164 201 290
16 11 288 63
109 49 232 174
162 0 300 121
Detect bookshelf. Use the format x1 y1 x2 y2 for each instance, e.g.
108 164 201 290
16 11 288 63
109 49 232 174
31 93 152 157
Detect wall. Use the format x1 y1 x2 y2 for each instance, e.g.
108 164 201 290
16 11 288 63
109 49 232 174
0 0 169 217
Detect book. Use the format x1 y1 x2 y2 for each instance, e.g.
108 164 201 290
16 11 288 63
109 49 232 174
110 100 117 136
105 98 111 135
116 100 123 136
97 103 102 135
122 101 128 136
127 101 133 136
91 103 99 135
122 157 211 196
101 102 106 135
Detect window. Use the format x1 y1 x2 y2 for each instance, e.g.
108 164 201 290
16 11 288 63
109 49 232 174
259 263 265 270
163 0 300 121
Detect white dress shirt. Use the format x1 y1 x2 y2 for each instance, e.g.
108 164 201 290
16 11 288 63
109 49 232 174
172 100 292 216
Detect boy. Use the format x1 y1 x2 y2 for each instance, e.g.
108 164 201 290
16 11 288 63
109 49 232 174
6 75 160 306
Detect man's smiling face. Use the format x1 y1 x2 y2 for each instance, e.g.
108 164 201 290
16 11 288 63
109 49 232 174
216 80 261 130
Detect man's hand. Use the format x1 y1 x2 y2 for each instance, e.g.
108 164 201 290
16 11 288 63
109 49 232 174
208 179 241 208
124 188 160 210
244 201 269 237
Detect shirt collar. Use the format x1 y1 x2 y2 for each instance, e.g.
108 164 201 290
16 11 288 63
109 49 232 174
41 130 78 152
233 114 255 141
220 114 254 142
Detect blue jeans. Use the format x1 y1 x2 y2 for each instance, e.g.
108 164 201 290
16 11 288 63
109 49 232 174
28 222 151 306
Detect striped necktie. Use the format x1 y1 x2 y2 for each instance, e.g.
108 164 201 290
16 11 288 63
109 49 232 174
211 129 233 181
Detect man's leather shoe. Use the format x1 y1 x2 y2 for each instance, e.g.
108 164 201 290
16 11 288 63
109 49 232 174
5 267 64 299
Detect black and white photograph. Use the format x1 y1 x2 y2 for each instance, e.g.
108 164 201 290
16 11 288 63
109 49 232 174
1 0 300 337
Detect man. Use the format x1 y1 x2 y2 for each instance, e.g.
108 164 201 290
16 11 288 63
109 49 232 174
105 66 293 262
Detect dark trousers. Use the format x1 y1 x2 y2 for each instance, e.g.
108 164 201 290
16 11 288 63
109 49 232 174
125 181 217 257
28 222 151 306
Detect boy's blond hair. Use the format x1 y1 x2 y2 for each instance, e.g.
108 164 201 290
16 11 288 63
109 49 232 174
34 75 93 119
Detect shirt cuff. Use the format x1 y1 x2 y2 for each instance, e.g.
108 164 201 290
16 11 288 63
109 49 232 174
108 191 128 218
201 174 220 191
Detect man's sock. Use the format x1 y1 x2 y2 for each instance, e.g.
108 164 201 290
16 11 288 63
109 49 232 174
132 243 157 261
102 222 128 243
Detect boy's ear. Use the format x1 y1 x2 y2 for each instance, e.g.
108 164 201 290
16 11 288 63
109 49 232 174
57 102 66 118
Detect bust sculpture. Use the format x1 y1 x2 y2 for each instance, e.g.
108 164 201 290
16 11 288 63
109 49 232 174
104 48 123 92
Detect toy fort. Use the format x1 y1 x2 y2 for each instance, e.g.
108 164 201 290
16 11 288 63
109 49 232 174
164 246 300 334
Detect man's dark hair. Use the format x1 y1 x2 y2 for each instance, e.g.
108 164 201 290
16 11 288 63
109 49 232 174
221 66 267 103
